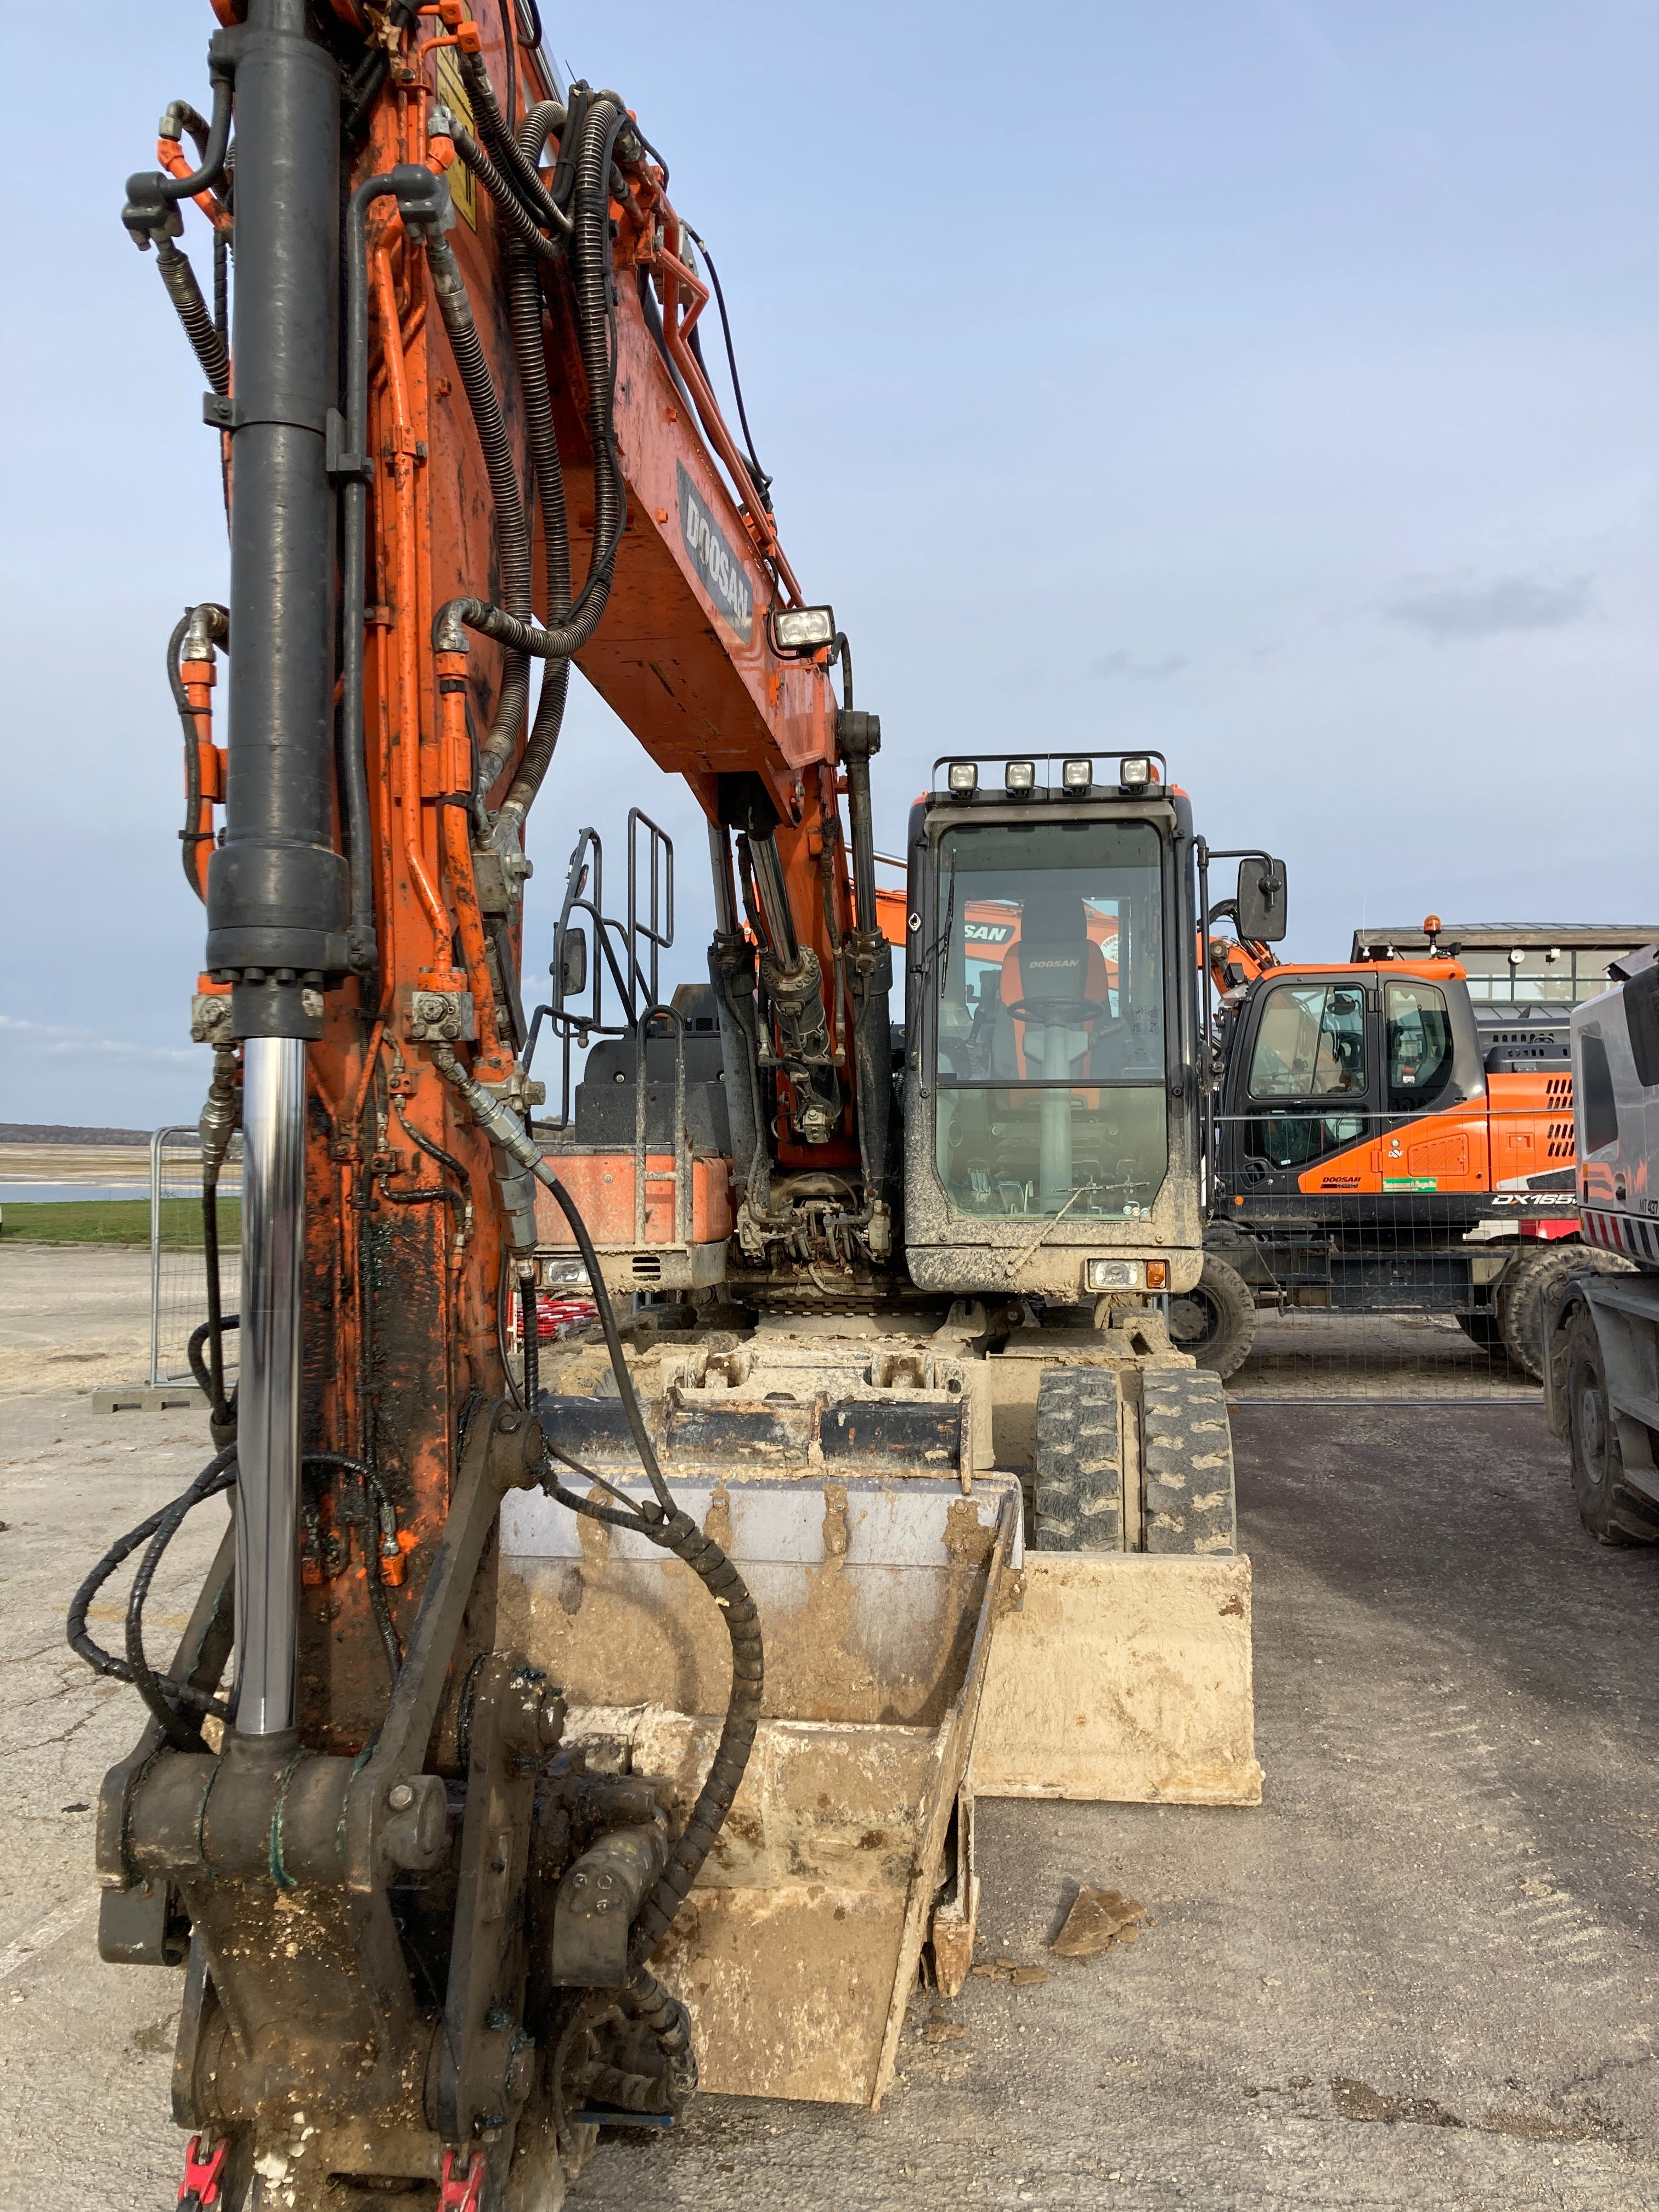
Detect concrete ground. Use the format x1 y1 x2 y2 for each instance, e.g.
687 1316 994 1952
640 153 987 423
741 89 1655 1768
1 1248 1655 2209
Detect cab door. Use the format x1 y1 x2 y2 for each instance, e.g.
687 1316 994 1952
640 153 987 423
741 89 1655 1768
1221 975 1377 1194
1376 977 1486 1192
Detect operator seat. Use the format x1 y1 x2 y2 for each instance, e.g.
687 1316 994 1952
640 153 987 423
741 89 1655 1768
992 888 1113 1081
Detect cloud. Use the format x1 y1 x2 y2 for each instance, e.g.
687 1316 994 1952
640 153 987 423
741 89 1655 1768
1090 648 1189 682
1385 573 1593 641
0 1013 197 1067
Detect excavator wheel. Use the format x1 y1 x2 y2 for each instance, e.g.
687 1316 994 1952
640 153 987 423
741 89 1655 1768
1169 1254 1257 1381
1033 1367 1124 1548
1497 1244 1636 1382
1142 1369 1237 1554
1562 1306 1655 1546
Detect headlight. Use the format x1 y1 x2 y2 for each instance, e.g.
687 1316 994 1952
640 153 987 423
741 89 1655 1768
1062 757 1093 792
946 761 978 795
1005 759 1036 793
540 1257 590 1290
1085 1259 1145 1291
1119 755 1152 790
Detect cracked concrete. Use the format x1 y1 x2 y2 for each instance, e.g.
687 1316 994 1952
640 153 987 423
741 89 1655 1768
1 1249 1656 2208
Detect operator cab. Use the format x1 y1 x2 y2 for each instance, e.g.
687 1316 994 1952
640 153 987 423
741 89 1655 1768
1215 965 1484 1199
902 754 1207 1303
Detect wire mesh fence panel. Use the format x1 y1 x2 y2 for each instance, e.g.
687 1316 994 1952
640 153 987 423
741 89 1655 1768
1225 1309 1542 1404
149 1126 242 1389
1204 1098 1579 1404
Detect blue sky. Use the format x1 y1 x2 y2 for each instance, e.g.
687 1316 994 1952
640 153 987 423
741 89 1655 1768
4 2 1655 1127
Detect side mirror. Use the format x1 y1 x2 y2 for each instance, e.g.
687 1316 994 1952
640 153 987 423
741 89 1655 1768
1236 857 1288 944
555 925 587 1000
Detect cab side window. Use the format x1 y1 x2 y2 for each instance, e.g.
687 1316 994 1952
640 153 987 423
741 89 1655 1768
1248 984 1367 1098
1385 981 1454 1109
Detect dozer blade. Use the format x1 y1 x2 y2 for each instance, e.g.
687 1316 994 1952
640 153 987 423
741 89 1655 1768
971 1552 1262 1805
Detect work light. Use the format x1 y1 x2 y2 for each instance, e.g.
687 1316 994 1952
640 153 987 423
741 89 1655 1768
1005 759 1036 793
946 761 978 795
771 605 836 654
1119 755 1152 789
1062 757 1093 792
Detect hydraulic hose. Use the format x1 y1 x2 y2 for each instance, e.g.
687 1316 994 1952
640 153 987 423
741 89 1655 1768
337 167 409 978
459 90 627 795
682 223 771 511
449 123 565 261
155 71 234 205
500 104 574 827
433 1044 764 1974
168 613 204 899
169 603 228 903
520 1273 540 1410
458 47 572 236
67 1448 240 1751
425 225 533 792
68 1444 403 1737
155 240 230 394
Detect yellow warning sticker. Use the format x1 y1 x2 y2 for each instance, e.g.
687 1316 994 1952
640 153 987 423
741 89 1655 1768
434 48 476 229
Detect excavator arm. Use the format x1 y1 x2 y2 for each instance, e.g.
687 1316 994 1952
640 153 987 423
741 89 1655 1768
82 6 891 2201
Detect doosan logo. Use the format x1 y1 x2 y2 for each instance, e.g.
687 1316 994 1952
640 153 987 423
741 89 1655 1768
678 462 753 642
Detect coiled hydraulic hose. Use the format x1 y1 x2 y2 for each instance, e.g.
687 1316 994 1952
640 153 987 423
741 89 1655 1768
155 240 229 395
458 46 573 238
449 122 565 261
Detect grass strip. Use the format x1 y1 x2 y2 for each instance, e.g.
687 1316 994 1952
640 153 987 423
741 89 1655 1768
0 1198 242 1249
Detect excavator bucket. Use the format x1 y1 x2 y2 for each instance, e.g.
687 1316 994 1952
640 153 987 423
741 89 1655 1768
501 1459 1018 2105
513 1322 1260 2107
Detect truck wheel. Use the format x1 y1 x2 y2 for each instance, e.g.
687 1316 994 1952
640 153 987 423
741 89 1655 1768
1142 1369 1237 1554
1169 1255 1256 1381
1033 1368 1124 1550
1563 1308 1641 1547
1497 1245 1635 1382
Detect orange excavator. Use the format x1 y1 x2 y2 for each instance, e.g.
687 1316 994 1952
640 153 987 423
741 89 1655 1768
1191 897 1629 1378
76 8 1266 2205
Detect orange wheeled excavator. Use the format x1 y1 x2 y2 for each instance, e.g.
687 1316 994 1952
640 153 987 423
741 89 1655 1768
75 7 1266 2204
1189 895 1633 1379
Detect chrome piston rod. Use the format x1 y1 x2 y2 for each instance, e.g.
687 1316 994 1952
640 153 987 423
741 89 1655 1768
234 1035 307 1734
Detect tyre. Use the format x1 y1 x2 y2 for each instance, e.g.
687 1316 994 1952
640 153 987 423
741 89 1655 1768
1496 1243 1635 1382
1563 1308 1639 1546
1454 1310 1504 1353
1170 1254 1257 1381
1033 1367 1124 1550
1142 1368 1237 1553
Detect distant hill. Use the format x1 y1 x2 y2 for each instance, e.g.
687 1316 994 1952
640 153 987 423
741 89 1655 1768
0 1124 153 1147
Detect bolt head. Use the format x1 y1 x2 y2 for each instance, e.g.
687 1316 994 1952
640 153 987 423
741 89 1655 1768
387 1781 415 1812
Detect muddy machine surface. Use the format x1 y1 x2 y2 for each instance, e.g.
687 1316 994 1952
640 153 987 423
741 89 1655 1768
78 7 1259 2206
